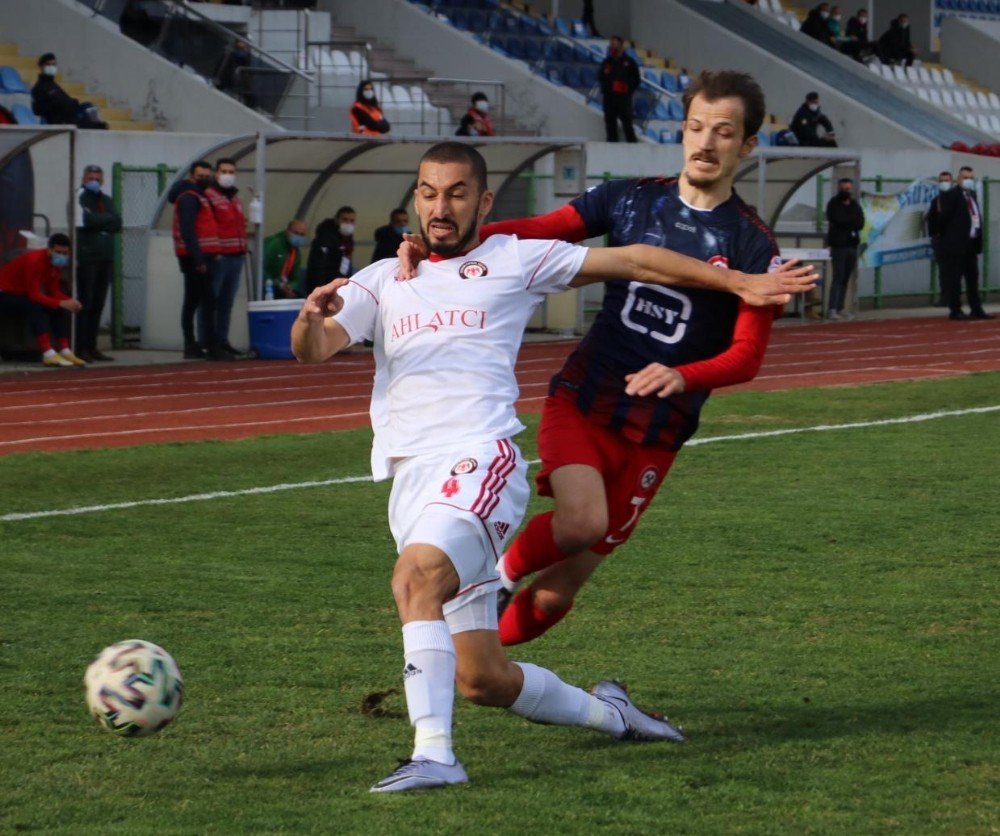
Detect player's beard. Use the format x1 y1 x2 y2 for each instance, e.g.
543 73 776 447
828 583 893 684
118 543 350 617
421 216 479 256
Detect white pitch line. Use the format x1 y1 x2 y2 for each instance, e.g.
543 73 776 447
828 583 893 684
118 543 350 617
3 405 996 522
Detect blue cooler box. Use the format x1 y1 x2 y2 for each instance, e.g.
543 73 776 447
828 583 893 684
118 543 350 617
247 299 302 359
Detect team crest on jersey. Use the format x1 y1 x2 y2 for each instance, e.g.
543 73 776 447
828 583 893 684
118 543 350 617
707 255 730 269
458 260 488 280
638 466 659 491
450 457 478 476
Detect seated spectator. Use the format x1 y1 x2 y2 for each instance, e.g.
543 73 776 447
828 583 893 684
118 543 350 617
31 53 107 129
801 4 835 46
350 80 390 135
843 8 872 61
791 91 838 147
371 208 410 264
877 14 917 67
678 68 690 91
456 92 496 137
263 219 308 298
305 207 355 295
827 6 848 47
0 233 86 367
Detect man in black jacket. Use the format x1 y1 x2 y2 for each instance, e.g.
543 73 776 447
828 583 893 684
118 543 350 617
76 164 122 362
371 208 409 264
31 53 106 129
843 8 872 61
877 14 917 67
599 36 640 143
791 92 838 147
929 166 994 320
305 206 356 295
825 177 864 320
801 4 835 45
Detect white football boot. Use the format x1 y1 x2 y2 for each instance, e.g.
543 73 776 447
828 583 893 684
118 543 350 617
370 757 469 793
591 680 687 742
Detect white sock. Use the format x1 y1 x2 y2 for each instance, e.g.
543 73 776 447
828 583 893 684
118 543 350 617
507 662 625 736
497 553 517 593
401 620 456 765
43 349 56 358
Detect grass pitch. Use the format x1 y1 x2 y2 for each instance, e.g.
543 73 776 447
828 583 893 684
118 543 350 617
1 374 998 834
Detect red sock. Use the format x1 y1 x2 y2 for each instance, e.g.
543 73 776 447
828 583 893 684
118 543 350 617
504 511 567 582
36 333 52 352
56 337 70 351
499 586 572 646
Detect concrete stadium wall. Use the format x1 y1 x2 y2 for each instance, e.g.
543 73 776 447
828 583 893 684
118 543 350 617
0 0 274 133
320 0 606 140
941 17 1000 96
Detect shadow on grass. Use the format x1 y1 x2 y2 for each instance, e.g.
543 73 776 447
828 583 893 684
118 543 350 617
216 757 354 779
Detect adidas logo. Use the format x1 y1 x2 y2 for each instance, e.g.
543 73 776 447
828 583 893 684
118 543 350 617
403 662 422 680
493 521 510 539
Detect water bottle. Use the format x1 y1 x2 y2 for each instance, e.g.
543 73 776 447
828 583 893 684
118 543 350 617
249 193 263 225
264 278 274 301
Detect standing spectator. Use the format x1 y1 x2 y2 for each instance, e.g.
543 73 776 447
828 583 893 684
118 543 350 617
844 8 872 61
220 40 255 108
801 4 835 45
31 53 107 129
371 208 410 264
168 161 221 359
0 233 85 367
581 0 601 37
203 158 247 358
263 219 308 298
350 80 390 136
932 166 994 320
455 92 496 137
599 36 640 143
305 206 356 296
926 171 952 307
791 92 838 147
75 164 121 362
825 177 864 320
877 14 917 67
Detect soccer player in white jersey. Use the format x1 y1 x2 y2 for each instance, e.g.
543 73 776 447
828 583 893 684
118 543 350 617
292 142 815 793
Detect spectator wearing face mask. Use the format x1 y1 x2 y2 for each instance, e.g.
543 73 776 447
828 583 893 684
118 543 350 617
350 80 390 135
826 6 850 49
825 177 865 321
371 208 411 264
305 206 356 296
203 158 247 358
844 8 872 61
801 4 835 46
599 36 640 143
0 233 85 367
75 164 121 362
456 92 496 137
877 14 917 67
31 53 107 129
791 92 838 147
168 161 222 359
263 219 308 298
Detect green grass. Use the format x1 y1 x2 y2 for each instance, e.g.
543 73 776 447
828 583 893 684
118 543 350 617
1 374 998 834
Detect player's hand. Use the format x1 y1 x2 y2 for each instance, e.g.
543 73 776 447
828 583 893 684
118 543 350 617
395 233 428 280
624 363 686 398
300 278 349 323
60 298 83 313
738 258 817 306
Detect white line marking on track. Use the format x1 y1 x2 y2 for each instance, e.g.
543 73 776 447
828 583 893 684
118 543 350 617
4 405 996 522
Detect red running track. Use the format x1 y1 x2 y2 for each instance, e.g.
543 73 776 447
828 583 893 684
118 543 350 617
1 316 998 456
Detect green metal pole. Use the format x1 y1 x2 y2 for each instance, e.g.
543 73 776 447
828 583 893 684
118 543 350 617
157 163 170 195
982 176 990 300
873 174 883 310
111 162 124 350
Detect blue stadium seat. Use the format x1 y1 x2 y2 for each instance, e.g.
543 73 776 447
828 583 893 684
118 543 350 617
450 10 469 28
757 130 771 146
652 99 670 120
571 18 589 37
523 37 542 61
506 36 526 59
562 65 582 88
642 68 659 85
667 98 685 120
660 71 679 93
0 66 30 94
554 17 571 37
646 126 661 142
579 65 598 87
634 98 652 119
547 67 563 85
11 103 39 124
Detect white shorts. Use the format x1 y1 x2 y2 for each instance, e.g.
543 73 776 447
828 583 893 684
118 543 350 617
388 438 529 633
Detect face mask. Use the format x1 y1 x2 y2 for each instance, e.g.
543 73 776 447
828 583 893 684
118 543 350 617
475 100 490 114
287 233 305 247
819 10 829 18
900 21 909 28
50 252 69 267
392 224 410 235
217 173 236 188
339 223 355 237
43 65 58 76
962 178 975 190
839 189 852 199
808 103 819 111
83 180 101 192
833 15 841 21
938 181 952 192
362 90 375 101
858 16 867 24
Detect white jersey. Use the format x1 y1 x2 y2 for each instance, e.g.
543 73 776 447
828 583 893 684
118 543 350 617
332 234 588 480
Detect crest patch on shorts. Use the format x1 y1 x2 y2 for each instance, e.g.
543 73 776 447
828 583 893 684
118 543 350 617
458 260 488 280
450 457 478 476
638 466 659 491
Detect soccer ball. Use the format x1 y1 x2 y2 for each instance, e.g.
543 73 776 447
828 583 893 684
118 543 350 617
84 640 184 737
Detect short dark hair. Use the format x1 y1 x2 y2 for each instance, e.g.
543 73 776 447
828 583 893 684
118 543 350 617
419 142 488 193
189 159 213 175
939 171 952 179
38 52 56 66
682 70 766 140
390 207 408 219
216 157 237 169
958 166 974 175
471 91 488 103
837 177 853 185
49 232 70 248
335 206 356 218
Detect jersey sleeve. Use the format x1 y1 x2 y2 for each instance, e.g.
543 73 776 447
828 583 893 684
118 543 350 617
481 204 590 243
331 265 383 345
516 238 589 295
568 179 633 238
674 303 773 392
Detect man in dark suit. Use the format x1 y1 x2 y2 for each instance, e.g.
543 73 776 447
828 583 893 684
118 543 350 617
929 166 994 320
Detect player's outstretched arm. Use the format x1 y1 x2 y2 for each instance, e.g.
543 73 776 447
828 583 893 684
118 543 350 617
571 245 817 306
291 278 352 363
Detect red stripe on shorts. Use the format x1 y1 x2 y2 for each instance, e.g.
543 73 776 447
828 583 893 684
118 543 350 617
471 439 515 520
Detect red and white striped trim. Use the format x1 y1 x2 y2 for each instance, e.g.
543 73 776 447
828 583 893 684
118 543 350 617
470 438 517 520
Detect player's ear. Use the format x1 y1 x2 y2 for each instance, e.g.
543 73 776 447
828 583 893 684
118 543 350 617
478 188 494 221
739 133 758 158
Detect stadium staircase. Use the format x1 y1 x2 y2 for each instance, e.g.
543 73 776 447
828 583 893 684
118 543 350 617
0 42 154 130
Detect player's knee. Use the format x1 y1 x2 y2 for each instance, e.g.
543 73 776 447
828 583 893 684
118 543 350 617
390 557 445 610
456 666 516 707
531 585 575 615
552 507 608 553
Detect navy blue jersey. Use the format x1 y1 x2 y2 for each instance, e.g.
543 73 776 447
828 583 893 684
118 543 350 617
554 177 779 449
